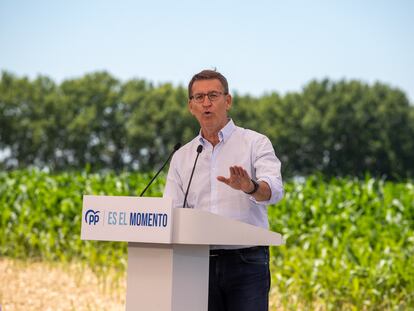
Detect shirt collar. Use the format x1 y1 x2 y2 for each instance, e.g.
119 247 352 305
197 119 236 145
220 118 236 142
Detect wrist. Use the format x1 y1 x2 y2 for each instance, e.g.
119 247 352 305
244 179 259 195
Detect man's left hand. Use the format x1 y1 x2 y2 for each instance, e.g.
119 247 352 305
217 165 255 193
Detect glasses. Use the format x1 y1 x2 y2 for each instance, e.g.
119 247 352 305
190 91 227 103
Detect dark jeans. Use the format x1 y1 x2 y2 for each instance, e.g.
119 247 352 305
208 246 270 311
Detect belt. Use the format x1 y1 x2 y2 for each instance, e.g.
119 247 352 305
209 246 266 257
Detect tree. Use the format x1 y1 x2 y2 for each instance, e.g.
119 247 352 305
58 71 123 170
1 71 413 178
123 81 197 170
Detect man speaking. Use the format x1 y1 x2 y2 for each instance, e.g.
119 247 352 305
163 69 284 311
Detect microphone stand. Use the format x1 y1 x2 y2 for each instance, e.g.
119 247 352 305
183 145 203 208
140 143 181 197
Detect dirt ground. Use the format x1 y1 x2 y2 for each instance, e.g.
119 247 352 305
0 258 125 311
0 257 284 311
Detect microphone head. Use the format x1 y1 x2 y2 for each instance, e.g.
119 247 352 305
173 142 182 151
197 145 203 153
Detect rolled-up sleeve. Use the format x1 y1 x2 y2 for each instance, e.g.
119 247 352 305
249 135 284 205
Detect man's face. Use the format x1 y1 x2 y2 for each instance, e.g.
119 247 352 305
189 79 232 133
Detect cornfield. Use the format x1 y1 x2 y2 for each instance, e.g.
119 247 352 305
0 169 413 310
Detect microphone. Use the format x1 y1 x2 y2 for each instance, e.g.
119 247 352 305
182 144 203 208
140 142 181 197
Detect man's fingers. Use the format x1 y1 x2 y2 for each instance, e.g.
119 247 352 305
232 166 239 175
231 166 241 176
240 167 249 178
224 166 251 185
217 176 229 184
232 166 249 179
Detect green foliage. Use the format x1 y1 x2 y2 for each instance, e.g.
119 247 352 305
1 170 413 309
0 169 164 271
1 71 414 178
269 175 414 309
294 80 414 178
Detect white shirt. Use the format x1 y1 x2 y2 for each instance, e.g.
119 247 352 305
163 120 283 245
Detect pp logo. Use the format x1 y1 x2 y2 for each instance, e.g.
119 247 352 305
85 209 100 225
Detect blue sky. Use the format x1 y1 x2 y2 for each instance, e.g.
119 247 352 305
1 0 413 101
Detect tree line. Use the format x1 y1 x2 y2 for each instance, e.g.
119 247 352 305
1 70 413 179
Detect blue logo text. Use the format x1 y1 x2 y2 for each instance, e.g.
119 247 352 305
85 209 100 225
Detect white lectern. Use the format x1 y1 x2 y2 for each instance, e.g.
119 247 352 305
81 195 284 311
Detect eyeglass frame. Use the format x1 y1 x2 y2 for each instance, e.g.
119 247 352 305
189 91 228 103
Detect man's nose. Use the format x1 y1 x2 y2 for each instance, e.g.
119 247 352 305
201 95 212 106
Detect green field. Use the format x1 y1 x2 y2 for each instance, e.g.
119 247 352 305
0 169 413 310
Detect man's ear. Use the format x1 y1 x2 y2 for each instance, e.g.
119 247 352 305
188 99 194 115
225 94 232 111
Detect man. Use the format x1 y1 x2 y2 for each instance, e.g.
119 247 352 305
163 69 283 311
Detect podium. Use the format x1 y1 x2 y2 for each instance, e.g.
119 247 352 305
81 195 284 311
